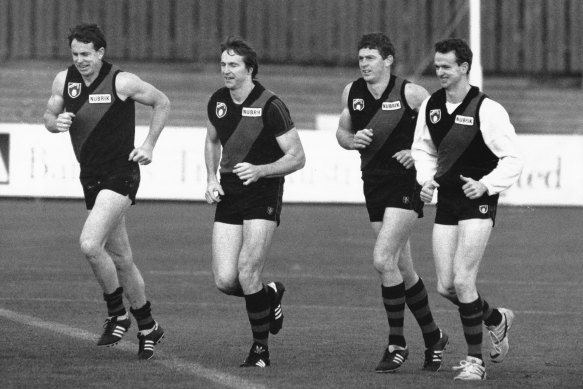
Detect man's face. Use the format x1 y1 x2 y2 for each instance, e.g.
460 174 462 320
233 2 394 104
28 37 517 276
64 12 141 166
434 51 468 89
70 39 103 79
220 50 252 90
358 47 391 83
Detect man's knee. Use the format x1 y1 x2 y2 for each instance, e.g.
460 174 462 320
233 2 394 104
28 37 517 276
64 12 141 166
453 276 476 297
437 282 457 300
214 274 241 296
372 248 399 274
79 236 102 260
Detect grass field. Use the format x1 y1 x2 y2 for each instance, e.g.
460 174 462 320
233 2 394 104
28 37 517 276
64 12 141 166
1 199 582 388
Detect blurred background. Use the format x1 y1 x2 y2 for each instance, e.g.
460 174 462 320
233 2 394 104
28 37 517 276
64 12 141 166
2 0 582 76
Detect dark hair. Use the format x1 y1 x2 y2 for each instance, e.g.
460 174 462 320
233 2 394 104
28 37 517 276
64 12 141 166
67 23 107 50
220 36 258 79
357 33 395 59
434 38 473 72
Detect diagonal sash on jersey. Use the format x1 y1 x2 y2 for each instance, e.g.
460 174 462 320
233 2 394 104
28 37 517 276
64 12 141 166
68 65 119 162
220 90 273 173
359 79 405 170
434 91 485 180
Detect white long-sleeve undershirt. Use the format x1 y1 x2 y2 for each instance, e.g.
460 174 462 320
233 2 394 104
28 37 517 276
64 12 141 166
412 97 523 195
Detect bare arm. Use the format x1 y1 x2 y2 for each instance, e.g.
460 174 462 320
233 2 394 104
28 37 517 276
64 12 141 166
404 82 430 112
116 72 171 165
43 71 75 133
233 128 306 185
336 82 373 150
204 119 224 203
392 82 432 169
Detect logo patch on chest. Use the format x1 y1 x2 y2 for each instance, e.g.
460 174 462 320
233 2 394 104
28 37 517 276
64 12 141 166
352 99 364 111
455 115 474 125
68 82 82 98
242 107 262 117
429 109 441 123
88 94 111 104
216 102 227 118
382 101 401 110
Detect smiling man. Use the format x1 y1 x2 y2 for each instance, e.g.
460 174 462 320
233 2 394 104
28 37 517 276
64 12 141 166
336 32 448 374
43 23 170 360
204 36 305 368
412 38 523 381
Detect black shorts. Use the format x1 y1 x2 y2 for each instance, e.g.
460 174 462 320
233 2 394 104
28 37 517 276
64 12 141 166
80 163 140 210
215 173 284 226
435 186 498 226
362 171 424 222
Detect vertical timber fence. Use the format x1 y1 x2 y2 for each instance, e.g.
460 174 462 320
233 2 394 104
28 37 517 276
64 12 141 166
0 0 581 75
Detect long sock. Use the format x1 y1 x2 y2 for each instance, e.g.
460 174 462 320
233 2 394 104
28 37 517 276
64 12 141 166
405 278 440 348
244 286 271 347
104 287 126 317
459 298 483 360
482 297 502 327
130 301 155 332
446 293 501 326
381 283 406 348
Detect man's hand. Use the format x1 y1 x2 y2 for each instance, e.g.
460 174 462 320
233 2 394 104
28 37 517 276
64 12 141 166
460 175 487 199
54 112 75 132
205 184 224 204
420 179 439 203
393 149 414 169
129 144 154 165
352 128 373 149
233 162 264 185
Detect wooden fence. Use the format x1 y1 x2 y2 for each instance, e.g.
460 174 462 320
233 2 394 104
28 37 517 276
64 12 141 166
0 0 581 75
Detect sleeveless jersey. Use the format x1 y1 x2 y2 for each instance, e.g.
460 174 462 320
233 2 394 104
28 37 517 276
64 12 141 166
63 61 136 175
425 86 498 188
207 82 294 174
347 75 418 173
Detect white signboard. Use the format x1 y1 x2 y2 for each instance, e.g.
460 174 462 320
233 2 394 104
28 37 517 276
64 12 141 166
1 124 582 206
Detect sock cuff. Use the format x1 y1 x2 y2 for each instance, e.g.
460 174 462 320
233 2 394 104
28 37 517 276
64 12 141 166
458 298 483 317
244 287 269 312
405 278 425 297
130 301 152 317
103 287 123 301
381 282 405 298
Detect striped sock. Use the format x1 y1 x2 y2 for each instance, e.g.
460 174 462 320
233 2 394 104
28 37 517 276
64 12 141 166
130 301 155 332
104 287 126 317
244 286 271 347
459 298 483 360
405 278 440 348
382 283 406 348
445 293 501 326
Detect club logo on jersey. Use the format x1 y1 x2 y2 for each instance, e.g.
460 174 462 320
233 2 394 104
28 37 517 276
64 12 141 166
479 205 488 214
242 107 262 117
353 99 365 111
67 82 82 98
382 101 401 110
429 109 441 123
216 102 227 118
89 94 111 104
455 115 474 125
